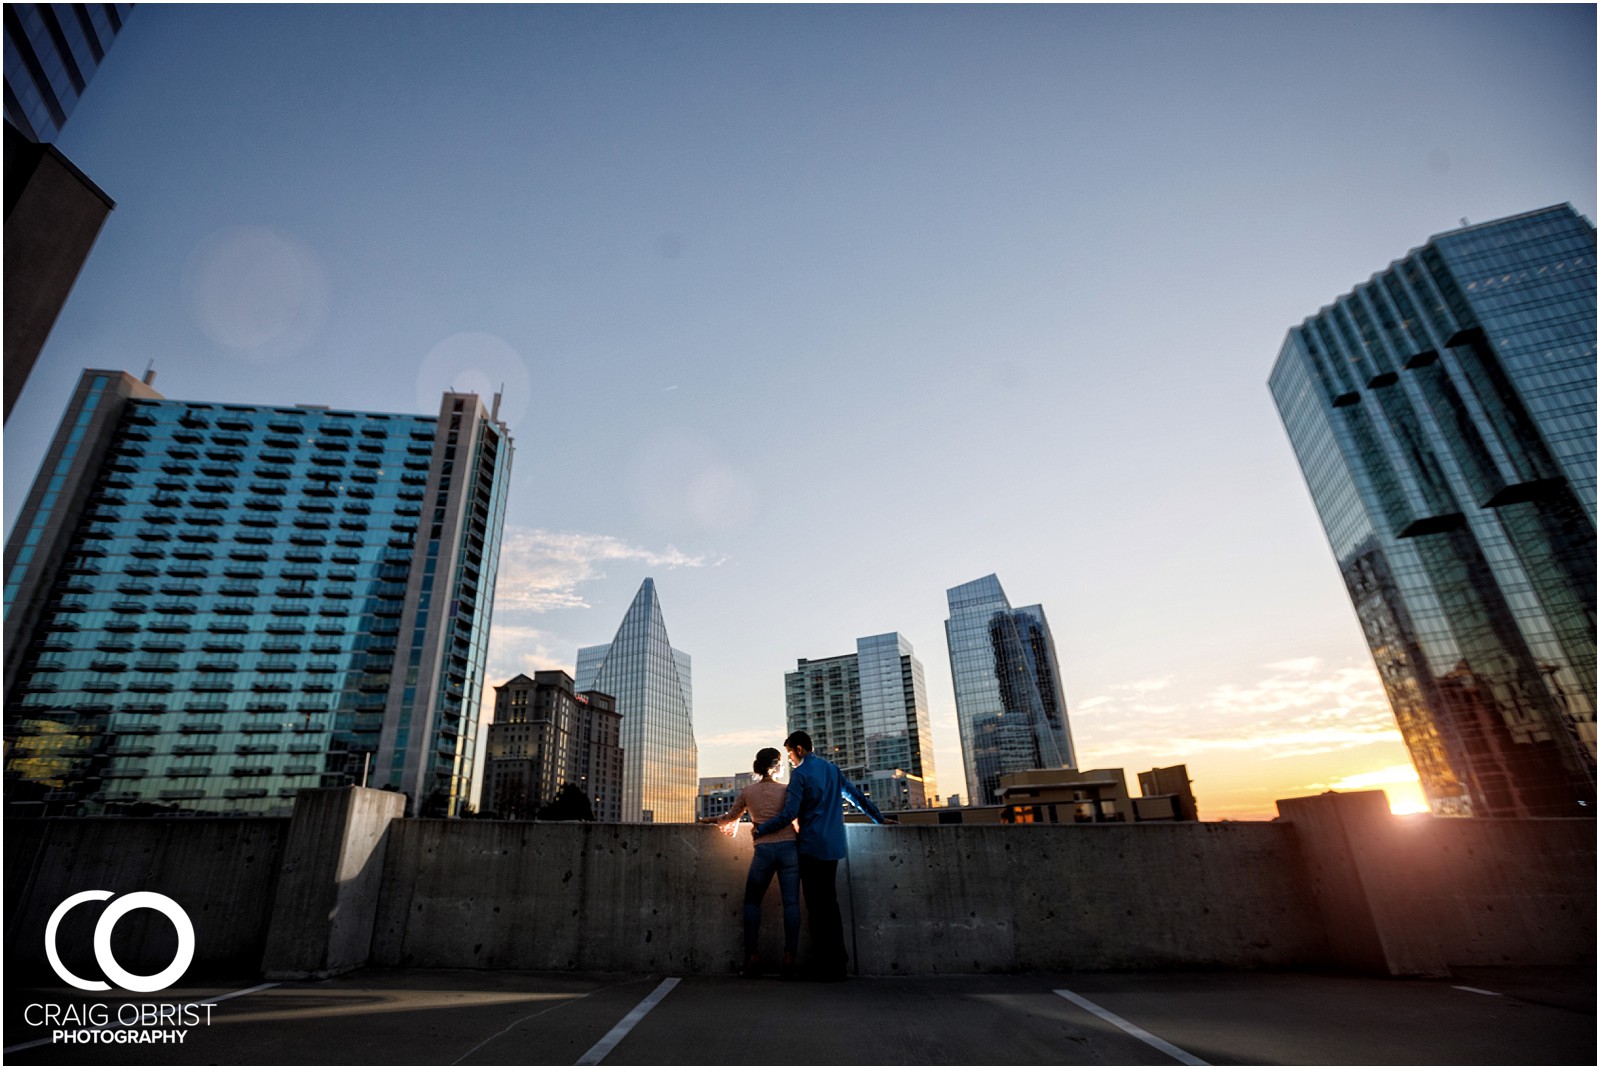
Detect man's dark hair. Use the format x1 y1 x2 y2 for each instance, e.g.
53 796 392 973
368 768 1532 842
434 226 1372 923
753 747 782 776
784 730 813 753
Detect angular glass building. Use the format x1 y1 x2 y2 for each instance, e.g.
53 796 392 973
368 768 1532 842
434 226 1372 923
575 577 696 822
1269 204 1596 818
945 574 1075 807
3 369 513 817
785 632 938 809
4 2 131 143
5 4 133 423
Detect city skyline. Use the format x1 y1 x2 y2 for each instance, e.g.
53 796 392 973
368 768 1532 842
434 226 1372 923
2 5 1594 819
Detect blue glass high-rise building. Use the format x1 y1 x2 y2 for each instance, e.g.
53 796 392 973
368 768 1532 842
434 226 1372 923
575 577 696 822
785 631 938 810
3 369 513 817
1270 205 1595 818
945 574 1076 807
4 3 131 143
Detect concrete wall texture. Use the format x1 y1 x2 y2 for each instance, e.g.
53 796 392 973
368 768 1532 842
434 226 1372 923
3 788 1593 981
4 817 289 979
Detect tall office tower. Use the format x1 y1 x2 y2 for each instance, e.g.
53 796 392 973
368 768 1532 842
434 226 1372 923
945 574 1076 807
575 578 696 822
3 369 513 818
1269 205 1596 818
785 632 938 809
484 671 622 822
4 4 133 422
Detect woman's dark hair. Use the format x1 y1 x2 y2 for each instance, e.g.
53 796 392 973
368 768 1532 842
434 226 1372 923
753 747 782 777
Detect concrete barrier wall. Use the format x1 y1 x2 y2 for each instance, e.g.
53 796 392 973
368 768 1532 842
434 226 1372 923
365 817 1327 974
1391 815 1594 968
5 790 1593 982
370 820 764 974
3 817 290 980
1274 791 1596 974
843 822 1330 973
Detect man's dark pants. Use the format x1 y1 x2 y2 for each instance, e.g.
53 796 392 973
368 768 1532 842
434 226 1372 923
798 854 846 976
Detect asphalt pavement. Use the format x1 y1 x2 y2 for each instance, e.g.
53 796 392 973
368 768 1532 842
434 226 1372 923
4 965 1594 1065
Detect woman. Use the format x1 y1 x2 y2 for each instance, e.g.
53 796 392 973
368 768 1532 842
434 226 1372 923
699 746 800 978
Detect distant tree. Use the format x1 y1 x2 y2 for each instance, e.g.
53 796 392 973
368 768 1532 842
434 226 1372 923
537 783 595 822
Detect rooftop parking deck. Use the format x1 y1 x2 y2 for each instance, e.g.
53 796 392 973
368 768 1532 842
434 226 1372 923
5 965 1594 1066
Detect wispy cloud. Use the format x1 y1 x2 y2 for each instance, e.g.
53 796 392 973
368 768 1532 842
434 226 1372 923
700 727 787 749
1076 660 1397 761
1113 677 1172 694
491 528 718 613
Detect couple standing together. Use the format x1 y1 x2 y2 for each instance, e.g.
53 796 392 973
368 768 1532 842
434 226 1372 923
699 730 888 981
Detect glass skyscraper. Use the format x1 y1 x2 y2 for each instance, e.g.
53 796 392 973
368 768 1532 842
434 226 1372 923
4 3 131 143
575 577 696 822
5 4 132 424
945 574 1076 807
3 369 513 818
1269 204 1595 818
785 632 938 809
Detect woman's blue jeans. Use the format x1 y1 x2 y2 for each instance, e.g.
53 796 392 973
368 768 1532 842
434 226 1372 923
744 840 800 955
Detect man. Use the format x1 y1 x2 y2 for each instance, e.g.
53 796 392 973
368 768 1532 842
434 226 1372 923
752 729 888 981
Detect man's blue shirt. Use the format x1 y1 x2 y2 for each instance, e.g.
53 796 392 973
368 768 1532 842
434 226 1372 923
754 754 884 860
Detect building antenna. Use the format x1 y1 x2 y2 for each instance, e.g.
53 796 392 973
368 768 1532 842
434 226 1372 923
492 383 503 421
142 359 157 386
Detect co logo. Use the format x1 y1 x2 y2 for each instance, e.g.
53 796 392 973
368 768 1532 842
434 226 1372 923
45 891 195 993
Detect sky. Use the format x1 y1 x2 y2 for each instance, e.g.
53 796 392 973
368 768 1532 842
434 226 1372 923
5 4 1595 820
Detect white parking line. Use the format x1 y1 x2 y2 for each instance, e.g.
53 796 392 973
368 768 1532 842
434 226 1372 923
575 977 680 1066
2 981 281 1055
1452 985 1502 997
1054 987 1209 1066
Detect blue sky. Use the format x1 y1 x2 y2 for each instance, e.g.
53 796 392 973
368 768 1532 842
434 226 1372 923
6 4 1595 817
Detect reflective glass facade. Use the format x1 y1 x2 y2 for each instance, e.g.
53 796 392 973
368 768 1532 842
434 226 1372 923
1269 205 1596 818
944 574 1076 806
3 370 513 817
784 632 937 809
574 577 696 822
4 3 131 142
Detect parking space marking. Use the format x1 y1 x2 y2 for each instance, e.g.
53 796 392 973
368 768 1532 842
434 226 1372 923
574 977 680 1066
1451 985 1502 997
1054 987 1209 1066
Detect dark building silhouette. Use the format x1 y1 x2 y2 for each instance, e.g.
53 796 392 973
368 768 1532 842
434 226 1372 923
486 671 622 822
4 4 132 422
